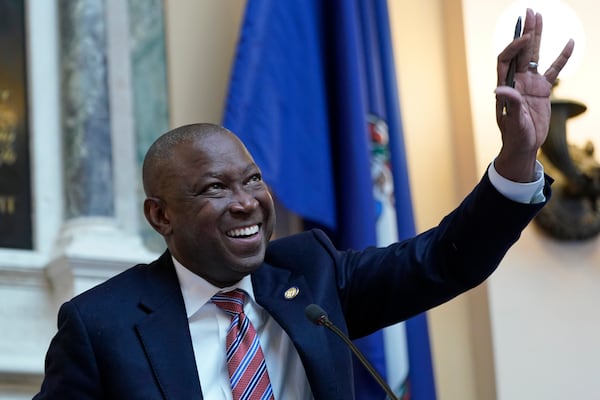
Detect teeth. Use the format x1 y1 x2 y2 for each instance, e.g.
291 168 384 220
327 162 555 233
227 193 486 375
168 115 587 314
227 225 259 237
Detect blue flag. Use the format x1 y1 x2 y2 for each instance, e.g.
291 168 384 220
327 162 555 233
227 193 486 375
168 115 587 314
223 1 436 399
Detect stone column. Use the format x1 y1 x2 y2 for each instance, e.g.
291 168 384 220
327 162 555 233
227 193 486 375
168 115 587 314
60 0 114 219
128 0 170 252
48 0 157 302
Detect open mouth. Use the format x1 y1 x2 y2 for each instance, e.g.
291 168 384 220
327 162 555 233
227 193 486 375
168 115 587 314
226 224 260 238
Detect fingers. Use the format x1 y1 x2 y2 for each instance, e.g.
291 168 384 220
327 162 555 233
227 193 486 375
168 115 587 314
496 34 530 86
497 8 575 87
530 11 543 64
544 39 575 84
516 9 544 72
516 9 536 71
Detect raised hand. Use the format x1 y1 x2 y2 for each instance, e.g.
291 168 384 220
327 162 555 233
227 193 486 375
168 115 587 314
494 8 574 182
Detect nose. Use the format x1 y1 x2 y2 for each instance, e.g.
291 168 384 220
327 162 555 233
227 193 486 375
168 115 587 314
229 188 259 213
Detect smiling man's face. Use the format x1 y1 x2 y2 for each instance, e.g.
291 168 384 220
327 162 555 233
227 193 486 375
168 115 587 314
150 129 275 287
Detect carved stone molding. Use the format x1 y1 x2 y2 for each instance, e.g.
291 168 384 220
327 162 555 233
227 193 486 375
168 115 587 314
46 217 158 304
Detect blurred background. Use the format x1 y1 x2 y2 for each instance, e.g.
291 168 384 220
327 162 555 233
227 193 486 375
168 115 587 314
0 1 599 399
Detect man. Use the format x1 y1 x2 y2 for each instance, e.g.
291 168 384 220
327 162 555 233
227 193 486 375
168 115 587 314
34 8 574 400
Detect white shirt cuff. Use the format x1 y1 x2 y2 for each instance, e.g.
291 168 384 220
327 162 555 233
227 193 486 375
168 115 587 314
488 160 546 204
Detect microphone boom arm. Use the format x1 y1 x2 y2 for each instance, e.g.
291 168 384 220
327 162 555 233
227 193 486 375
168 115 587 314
305 304 399 400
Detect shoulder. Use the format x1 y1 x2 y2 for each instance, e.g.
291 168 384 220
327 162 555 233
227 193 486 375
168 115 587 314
265 229 344 274
266 228 336 257
68 251 171 309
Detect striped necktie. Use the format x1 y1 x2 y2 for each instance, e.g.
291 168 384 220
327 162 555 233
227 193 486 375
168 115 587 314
212 289 275 400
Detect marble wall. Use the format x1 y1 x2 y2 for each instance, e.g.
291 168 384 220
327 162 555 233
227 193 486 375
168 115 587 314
0 1 169 397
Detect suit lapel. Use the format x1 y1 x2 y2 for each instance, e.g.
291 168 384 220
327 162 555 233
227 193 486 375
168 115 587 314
252 263 343 399
135 252 203 400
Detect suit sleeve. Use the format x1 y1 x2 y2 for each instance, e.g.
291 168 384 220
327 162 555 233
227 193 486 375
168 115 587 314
33 301 103 399
336 172 550 338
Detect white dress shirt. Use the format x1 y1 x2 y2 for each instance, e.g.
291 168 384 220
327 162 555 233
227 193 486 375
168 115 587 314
173 258 314 400
488 160 546 204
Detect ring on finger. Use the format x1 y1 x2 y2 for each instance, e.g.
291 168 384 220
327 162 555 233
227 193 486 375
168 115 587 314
528 61 539 69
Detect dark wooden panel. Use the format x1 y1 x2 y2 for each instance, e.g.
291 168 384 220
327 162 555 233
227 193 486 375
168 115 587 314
0 0 32 249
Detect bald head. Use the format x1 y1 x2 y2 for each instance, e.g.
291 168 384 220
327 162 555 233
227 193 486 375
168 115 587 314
142 123 237 198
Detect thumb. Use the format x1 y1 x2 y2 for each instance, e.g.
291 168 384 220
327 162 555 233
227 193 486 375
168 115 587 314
495 86 522 122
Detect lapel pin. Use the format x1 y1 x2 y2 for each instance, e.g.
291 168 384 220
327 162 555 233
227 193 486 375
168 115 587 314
284 286 299 300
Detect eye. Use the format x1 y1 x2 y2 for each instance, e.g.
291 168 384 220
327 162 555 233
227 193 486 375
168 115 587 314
209 182 226 189
200 181 227 195
249 173 262 183
245 173 263 186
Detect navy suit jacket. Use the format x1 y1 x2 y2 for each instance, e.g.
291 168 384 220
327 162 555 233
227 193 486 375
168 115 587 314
34 174 549 399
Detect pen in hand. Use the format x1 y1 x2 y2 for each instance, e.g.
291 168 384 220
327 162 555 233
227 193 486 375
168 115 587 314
502 16 522 115
505 16 522 87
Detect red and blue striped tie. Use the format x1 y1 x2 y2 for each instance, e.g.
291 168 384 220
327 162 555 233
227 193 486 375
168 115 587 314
212 289 275 400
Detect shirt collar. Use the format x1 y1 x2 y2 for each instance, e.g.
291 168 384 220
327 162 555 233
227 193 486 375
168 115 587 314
172 256 256 318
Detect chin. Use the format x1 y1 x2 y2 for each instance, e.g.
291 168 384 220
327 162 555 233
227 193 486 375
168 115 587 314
236 255 265 273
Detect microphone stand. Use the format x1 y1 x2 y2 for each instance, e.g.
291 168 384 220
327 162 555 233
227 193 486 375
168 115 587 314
305 304 399 400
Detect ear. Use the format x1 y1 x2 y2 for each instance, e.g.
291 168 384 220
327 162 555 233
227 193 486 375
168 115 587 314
144 197 173 236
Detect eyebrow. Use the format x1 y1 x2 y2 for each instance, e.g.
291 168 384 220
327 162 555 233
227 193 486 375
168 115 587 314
201 163 259 179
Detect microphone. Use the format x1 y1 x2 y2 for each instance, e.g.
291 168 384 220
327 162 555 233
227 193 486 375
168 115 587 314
304 304 399 400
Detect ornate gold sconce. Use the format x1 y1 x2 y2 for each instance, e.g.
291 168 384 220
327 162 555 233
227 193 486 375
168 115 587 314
534 84 600 240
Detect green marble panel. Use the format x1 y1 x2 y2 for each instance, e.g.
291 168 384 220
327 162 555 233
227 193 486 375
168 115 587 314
128 0 170 251
59 0 115 219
